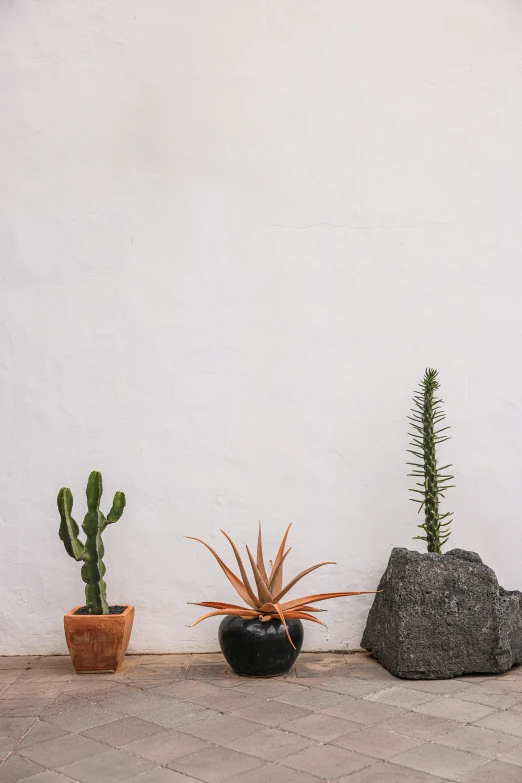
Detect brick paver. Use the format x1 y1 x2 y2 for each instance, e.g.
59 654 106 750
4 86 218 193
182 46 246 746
433 723 521 758
330 726 422 760
392 741 486 779
18 734 106 768
224 726 315 761
1 652 522 781
458 759 522 782
168 746 262 782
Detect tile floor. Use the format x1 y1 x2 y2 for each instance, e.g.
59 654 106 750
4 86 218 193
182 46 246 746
1 652 522 782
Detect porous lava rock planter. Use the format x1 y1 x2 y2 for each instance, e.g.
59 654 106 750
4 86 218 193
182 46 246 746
64 605 135 672
362 548 522 679
219 615 303 677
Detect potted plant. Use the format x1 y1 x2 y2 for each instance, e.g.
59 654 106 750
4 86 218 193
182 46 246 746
58 470 134 673
188 524 375 676
362 368 522 679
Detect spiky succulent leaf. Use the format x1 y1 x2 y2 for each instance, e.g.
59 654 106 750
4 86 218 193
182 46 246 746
220 530 260 607
57 488 85 561
268 548 292 593
268 523 292 593
256 523 270 584
285 611 328 628
246 545 273 604
279 591 377 611
189 608 260 626
186 536 259 608
271 561 336 604
190 601 253 611
272 601 295 647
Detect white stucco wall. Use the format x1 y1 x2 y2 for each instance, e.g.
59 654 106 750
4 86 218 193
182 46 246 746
1 1 522 655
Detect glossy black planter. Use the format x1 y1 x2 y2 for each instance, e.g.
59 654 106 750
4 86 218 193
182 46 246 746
218 615 304 677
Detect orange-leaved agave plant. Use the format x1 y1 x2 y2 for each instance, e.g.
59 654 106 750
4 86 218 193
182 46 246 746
187 524 377 649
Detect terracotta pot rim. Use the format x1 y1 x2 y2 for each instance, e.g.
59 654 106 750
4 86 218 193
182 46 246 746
65 605 135 618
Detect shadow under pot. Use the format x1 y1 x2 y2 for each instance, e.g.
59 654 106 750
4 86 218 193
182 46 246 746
218 615 303 677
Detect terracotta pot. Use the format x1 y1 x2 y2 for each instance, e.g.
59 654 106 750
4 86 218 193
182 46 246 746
64 605 135 673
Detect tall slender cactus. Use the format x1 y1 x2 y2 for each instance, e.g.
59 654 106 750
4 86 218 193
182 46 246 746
407 368 454 554
58 471 126 614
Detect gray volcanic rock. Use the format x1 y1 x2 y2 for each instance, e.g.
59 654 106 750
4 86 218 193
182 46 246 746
361 547 522 679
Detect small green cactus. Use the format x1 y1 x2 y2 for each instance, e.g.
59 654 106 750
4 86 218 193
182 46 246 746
57 471 126 615
407 369 455 554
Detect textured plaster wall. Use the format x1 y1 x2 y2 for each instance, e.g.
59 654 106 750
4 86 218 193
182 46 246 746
1 1 522 654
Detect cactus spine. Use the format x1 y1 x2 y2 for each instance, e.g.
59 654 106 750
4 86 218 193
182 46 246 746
408 369 454 554
58 471 126 615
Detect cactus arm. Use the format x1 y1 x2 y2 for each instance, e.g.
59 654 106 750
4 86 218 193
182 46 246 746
86 470 103 512
57 488 85 561
104 491 126 527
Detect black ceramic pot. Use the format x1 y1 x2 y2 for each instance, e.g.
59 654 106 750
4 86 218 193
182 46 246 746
218 615 303 677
